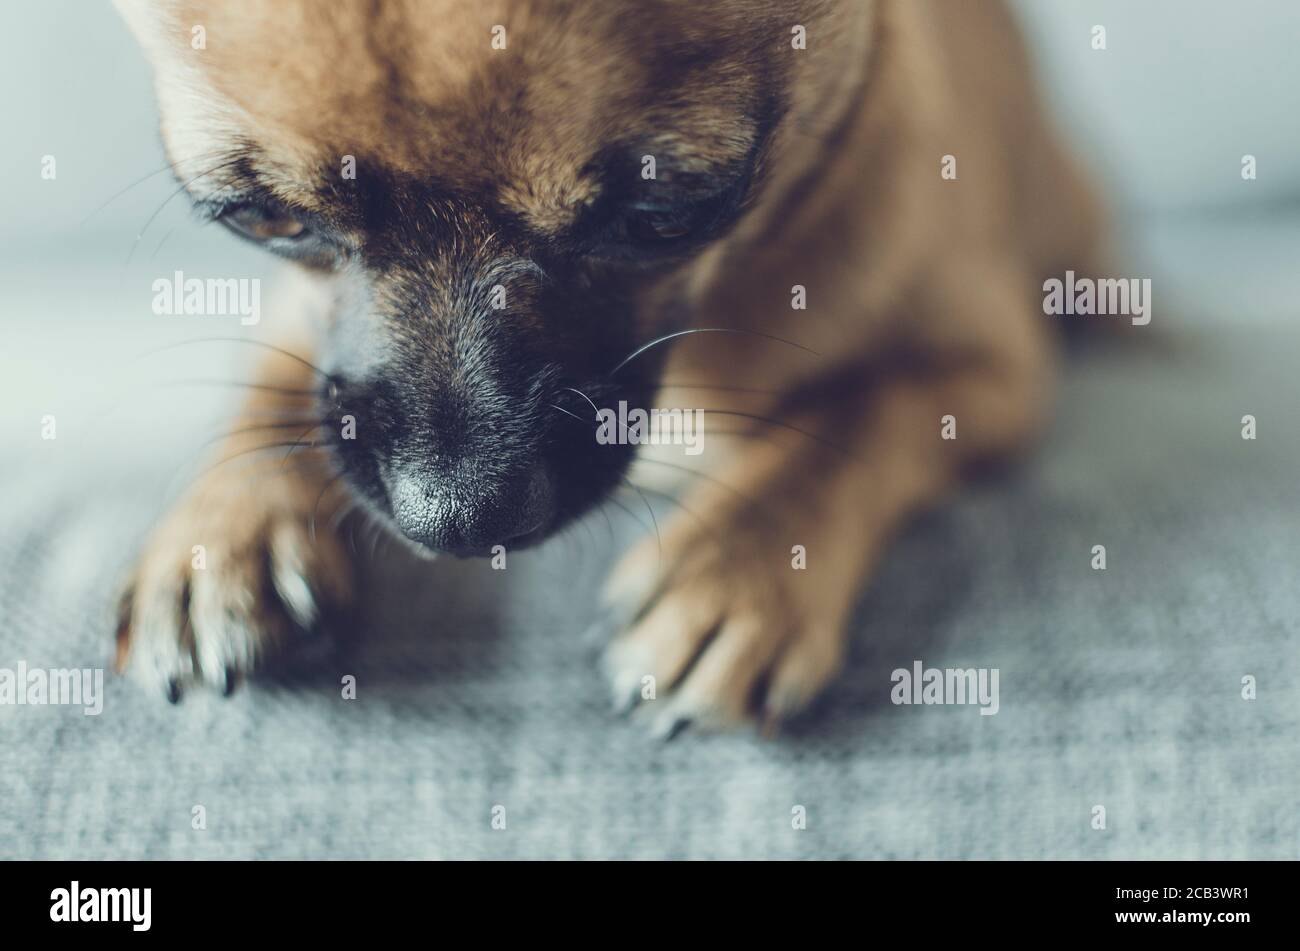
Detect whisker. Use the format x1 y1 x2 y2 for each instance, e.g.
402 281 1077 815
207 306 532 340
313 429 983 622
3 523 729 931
692 427 782 442
148 226 178 263
239 405 328 421
657 381 783 397
699 408 855 458
622 478 661 558
620 481 725 551
167 453 324 492
80 160 181 226
633 457 792 535
152 378 320 397
609 327 819 377
121 156 248 275
281 425 325 467
562 386 600 416
548 402 587 424
177 440 324 499
310 472 348 543
595 501 615 541
136 337 333 381
346 517 361 558
80 147 234 226
604 494 652 537
199 419 326 453
329 496 362 533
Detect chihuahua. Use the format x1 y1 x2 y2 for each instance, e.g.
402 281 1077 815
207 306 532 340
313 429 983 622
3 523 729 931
113 0 1102 734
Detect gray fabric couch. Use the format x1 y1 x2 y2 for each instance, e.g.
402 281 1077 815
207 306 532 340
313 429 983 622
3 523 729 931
2 215 1296 859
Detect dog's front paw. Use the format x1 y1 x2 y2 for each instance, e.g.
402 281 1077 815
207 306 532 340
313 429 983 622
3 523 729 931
114 466 353 700
601 514 847 737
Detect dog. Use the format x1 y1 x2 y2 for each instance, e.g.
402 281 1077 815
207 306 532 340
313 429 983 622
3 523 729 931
112 0 1103 734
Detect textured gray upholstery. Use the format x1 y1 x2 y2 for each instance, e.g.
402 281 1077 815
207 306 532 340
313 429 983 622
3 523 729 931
3 228 1298 859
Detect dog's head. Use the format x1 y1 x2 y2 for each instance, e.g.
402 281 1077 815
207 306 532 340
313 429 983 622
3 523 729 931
118 0 873 555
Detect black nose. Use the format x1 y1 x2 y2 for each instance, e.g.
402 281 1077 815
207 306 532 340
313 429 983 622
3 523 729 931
387 465 554 555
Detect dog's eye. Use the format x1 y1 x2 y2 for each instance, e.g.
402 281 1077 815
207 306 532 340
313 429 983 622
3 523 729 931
212 201 343 269
218 203 309 242
625 208 695 243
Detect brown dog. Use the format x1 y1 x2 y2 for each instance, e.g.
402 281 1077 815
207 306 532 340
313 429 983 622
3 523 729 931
113 0 1101 733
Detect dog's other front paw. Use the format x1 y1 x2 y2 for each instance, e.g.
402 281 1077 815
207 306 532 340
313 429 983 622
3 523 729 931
114 466 353 700
601 513 848 738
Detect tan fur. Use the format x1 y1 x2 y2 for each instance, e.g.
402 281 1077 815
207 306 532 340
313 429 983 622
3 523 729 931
114 0 1102 728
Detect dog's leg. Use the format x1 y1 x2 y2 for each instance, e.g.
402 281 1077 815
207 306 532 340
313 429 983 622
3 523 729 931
114 336 353 700
603 261 1053 734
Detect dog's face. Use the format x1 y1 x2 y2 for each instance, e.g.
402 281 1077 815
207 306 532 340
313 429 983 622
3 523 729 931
118 0 869 555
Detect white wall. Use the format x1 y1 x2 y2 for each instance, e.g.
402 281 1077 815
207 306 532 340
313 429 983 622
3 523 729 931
1011 0 1300 212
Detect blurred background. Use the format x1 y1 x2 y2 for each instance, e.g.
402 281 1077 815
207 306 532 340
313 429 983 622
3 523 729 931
2 0 1300 449
3 0 1300 451
2 1 1298 859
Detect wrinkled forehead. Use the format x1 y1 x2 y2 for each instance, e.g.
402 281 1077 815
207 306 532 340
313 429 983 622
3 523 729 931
117 0 780 226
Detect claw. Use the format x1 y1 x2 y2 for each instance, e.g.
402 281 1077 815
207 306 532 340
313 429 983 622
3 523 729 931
609 669 643 715
215 665 243 697
649 710 692 742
